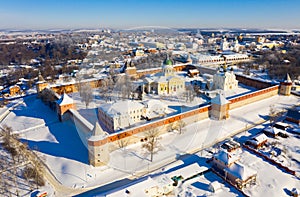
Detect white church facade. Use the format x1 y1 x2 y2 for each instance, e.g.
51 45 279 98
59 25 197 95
213 70 239 91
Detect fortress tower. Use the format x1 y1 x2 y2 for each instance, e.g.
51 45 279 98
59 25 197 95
36 72 48 97
279 73 292 96
56 93 76 121
124 59 137 77
88 122 109 166
210 93 230 120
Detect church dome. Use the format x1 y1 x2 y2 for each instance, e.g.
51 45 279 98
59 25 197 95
163 54 173 66
164 59 173 66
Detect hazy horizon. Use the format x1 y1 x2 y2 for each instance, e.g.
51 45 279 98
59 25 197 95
1 0 300 30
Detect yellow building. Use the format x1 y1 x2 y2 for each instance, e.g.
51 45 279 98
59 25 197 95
143 56 185 95
9 85 21 96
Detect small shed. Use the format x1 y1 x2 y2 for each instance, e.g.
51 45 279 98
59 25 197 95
263 126 281 137
245 133 268 149
274 122 290 131
208 181 221 193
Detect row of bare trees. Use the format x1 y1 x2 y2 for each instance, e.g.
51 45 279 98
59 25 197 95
117 119 186 162
0 38 87 66
0 125 45 196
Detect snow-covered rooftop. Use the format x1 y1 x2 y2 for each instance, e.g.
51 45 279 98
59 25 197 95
211 94 230 105
224 162 257 181
88 122 108 141
264 126 281 135
214 150 239 166
56 93 74 106
166 163 208 180
251 133 268 144
99 100 144 117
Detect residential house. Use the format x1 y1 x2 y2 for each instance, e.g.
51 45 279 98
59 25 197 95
245 133 268 149
212 150 257 189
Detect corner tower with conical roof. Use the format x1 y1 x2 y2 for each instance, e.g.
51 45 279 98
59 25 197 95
279 73 292 96
88 122 109 166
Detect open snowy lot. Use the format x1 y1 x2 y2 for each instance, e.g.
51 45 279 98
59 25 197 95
240 149 300 197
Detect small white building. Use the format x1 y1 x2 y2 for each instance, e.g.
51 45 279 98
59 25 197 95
213 70 238 91
98 99 171 131
142 100 168 120
98 100 144 132
209 181 222 193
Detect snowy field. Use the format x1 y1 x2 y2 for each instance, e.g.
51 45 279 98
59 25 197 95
0 93 299 196
240 149 300 197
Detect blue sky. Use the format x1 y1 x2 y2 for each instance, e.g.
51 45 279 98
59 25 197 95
1 0 299 30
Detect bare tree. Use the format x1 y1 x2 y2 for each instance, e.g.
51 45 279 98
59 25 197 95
25 156 45 189
165 123 174 132
80 83 93 108
142 129 161 162
123 75 133 99
175 120 186 134
117 138 130 149
75 73 84 93
268 105 283 125
184 84 196 103
0 125 19 160
112 75 133 100
0 172 11 197
99 78 108 101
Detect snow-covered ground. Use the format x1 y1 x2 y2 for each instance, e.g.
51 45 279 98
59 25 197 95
240 149 300 197
104 154 244 197
0 93 299 196
102 123 300 197
248 131 300 175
